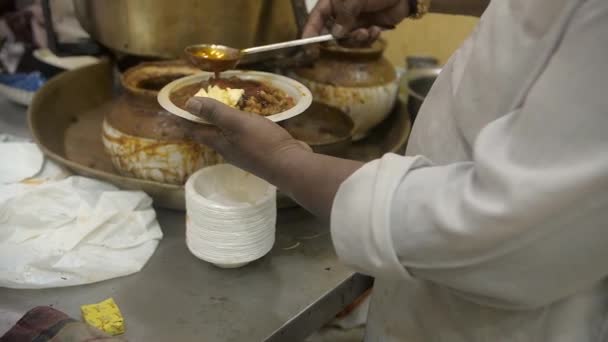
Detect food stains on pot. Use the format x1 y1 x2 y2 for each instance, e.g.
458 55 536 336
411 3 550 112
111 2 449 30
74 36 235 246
102 61 224 185
292 39 399 140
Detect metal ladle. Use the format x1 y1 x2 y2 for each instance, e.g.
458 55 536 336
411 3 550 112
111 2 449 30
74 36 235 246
184 34 334 74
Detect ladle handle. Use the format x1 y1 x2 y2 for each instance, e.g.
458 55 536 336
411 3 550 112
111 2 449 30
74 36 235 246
241 34 334 55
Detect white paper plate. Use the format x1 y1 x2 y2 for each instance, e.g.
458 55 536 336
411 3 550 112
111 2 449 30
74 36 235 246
33 49 100 71
185 164 277 268
0 142 44 184
157 70 312 125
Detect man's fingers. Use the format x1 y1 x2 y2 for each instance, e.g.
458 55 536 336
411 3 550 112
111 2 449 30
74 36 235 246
303 0 404 39
297 140 313 153
332 0 364 37
343 26 383 46
185 97 245 130
350 28 370 42
368 26 383 41
186 125 222 148
360 0 410 28
302 0 332 38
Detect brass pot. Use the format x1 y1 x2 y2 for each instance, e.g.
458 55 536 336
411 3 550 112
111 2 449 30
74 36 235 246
292 40 399 140
102 61 223 185
73 0 299 60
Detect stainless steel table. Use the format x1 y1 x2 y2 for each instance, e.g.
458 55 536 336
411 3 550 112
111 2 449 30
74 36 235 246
0 98 372 341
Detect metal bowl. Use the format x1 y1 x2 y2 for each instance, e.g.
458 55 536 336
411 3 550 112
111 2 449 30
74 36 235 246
406 68 441 121
73 0 298 60
281 102 354 157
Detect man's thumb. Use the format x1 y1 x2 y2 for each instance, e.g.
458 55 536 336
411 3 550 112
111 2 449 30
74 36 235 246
185 97 240 129
332 0 363 37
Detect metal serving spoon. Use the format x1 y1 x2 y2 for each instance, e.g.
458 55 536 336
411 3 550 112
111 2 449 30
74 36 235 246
184 34 334 73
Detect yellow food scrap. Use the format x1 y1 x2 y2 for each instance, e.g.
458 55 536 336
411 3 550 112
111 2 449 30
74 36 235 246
195 85 244 108
81 298 125 336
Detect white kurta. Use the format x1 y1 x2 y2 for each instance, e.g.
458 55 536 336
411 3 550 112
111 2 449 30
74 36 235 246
331 0 608 341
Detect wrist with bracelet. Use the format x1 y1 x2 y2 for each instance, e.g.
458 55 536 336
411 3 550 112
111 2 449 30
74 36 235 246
408 0 431 19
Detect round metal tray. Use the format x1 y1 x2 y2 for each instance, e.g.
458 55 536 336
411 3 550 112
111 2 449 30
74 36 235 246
28 61 411 210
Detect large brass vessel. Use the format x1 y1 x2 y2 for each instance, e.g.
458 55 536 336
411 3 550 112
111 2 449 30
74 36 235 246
73 0 299 59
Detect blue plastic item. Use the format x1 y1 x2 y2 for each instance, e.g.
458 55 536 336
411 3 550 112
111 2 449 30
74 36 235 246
0 72 46 92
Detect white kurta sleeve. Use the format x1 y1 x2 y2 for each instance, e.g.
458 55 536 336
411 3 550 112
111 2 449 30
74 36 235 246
331 3 608 310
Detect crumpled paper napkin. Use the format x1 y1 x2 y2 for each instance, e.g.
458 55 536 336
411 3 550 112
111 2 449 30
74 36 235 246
0 140 163 289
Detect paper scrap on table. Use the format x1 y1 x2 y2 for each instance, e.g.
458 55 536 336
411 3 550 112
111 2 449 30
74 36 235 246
0 141 70 203
81 298 125 336
0 142 44 184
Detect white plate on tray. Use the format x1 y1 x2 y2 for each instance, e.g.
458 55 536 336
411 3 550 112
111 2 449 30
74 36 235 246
0 83 35 106
157 70 312 124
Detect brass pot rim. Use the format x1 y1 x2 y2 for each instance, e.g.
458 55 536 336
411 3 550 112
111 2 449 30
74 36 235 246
121 61 200 99
320 38 386 57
